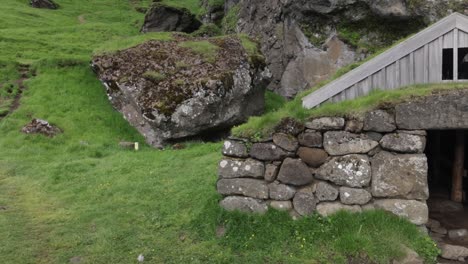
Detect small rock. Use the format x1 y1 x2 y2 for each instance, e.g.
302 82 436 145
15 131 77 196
269 200 293 211
218 158 265 179
315 182 339 201
119 141 136 149
305 117 345 130
426 219 441 230
297 147 328 168
339 187 372 205
216 225 226 237
448 229 468 240
137 254 144 262
380 133 426 154
217 179 268 199
69 256 82 264
273 133 299 152
269 182 297 201
222 140 248 158
297 132 323 148
315 154 371 188
439 243 468 261
30 0 58 9
293 190 317 216
21 119 62 137
220 196 268 214
316 202 362 217
345 119 364 133
363 110 396 132
250 143 288 161
277 158 314 186
323 131 379 156
431 226 448 235
264 164 279 182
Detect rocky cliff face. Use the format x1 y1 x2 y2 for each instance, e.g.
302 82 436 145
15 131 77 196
233 0 468 98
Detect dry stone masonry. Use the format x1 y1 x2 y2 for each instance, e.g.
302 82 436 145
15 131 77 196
217 110 431 225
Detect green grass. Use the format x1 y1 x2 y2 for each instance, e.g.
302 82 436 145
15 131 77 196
233 82 468 138
179 40 220 63
0 1 440 263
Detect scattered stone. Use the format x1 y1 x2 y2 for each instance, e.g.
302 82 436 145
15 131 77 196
277 158 314 186
69 256 82 264
365 131 384 142
269 182 296 201
315 182 339 201
220 196 268 214
448 229 468 240
371 151 428 200
218 158 265 179
297 131 323 148
273 133 299 152
250 143 288 161
21 119 62 137
297 147 328 168
222 140 248 158
264 164 279 182
274 117 305 136
0 206 7 210
269 200 293 211
380 133 426 154
345 119 364 133
431 226 447 235
30 0 58 9
217 179 268 199
323 131 379 155
340 187 372 205
373 199 428 225
426 219 441 230
305 117 345 130
316 202 362 217
141 3 202 33
293 189 317 216
363 110 396 132
439 243 468 261
316 154 371 188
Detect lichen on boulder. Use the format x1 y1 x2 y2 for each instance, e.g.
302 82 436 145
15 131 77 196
92 35 268 148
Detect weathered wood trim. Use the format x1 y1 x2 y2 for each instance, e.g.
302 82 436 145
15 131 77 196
454 29 459 81
303 13 468 109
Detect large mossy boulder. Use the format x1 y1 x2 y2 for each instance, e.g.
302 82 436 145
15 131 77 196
141 3 202 33
92 35 268 148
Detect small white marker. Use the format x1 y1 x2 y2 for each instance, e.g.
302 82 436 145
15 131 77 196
134 142 139 151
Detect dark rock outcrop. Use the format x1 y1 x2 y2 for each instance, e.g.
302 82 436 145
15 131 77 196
21 119 61 137
30 0 58 9
234 0 467 98
93 35 268 148
141 3 202 33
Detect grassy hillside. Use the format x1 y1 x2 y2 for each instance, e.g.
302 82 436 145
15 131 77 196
0 1 439 263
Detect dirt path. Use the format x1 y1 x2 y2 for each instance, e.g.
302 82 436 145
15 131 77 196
0 64 31 121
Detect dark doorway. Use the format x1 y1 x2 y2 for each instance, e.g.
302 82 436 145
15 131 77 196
426 131 468 248
459 48 468 80
443 48 454 80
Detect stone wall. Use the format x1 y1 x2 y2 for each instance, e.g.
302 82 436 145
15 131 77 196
217 110 431 225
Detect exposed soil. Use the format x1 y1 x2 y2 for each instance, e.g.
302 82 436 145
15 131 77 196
0 64 31 121
92 35 252 116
